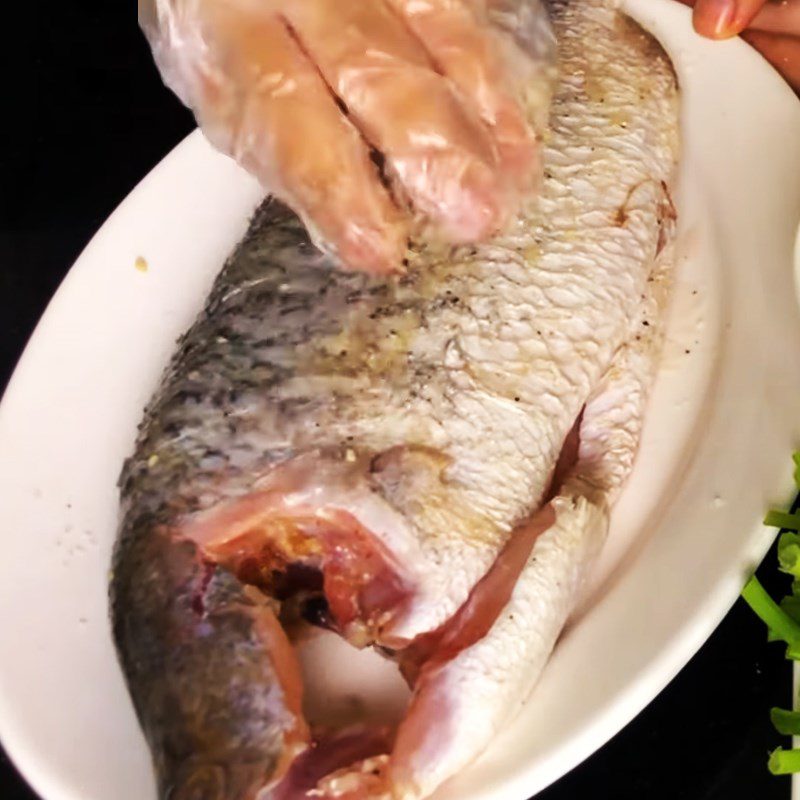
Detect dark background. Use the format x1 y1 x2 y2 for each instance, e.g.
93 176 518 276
1 4 796 799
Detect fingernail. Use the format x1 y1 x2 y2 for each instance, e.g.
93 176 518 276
694 0 738 39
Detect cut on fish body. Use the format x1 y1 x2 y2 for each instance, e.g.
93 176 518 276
111 1 680 798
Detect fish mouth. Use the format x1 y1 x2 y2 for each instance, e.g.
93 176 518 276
180 451 428 647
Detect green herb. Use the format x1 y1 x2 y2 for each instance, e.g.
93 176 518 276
781 596 800 624
764 510 800 531
778 532 800 577
741 576 800 645
771 708 800 736
743 452 800 775
769 748 800 775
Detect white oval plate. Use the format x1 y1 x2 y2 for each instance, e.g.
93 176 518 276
2 2 800 799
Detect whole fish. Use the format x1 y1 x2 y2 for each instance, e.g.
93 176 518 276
111 1 679 798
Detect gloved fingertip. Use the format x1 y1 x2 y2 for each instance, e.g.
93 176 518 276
337 221 410 276
497 134 540 195
440 165 510 244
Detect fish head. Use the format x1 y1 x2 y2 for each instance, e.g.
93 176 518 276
178 444 474 649
112 527 309 800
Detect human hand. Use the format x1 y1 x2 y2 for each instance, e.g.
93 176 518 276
139 0 554 274
680 0 799 92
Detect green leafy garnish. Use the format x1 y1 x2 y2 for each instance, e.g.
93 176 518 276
765 510 800 531
787 641 800 661
771 708 800 736
769 748 800 775
781 596 800 623
743 453 800 775
741 576 800 645
779 532 800 577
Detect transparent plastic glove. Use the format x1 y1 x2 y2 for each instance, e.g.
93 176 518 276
138 0 555 274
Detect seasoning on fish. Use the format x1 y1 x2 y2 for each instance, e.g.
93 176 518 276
111 1 680 798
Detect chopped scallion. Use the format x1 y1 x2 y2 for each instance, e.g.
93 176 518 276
771 708 800 736
741 455 800 777
781 596 800 623
765 510 800 531
768 747 800 775
741 576 800 645
786 641 800 661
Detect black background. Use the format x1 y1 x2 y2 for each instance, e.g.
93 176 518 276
1 4 796 799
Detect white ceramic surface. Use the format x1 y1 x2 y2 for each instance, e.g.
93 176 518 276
1 2 800 798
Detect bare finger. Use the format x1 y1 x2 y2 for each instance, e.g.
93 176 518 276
692 0 769 38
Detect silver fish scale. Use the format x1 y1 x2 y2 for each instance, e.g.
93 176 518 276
119 0 678 635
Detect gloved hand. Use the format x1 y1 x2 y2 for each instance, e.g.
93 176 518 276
139 0 554 274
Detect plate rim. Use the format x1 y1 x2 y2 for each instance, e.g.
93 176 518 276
2 2 800 798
